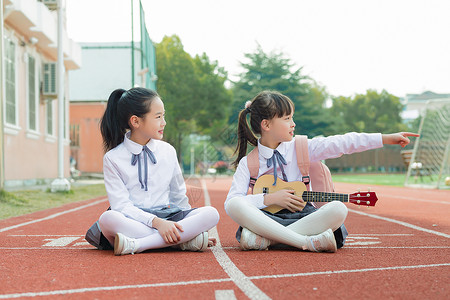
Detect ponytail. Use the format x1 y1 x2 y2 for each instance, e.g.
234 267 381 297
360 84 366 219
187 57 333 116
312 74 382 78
100 87 160 152
100 89 127 152
231 91 294 168
232 108 258 167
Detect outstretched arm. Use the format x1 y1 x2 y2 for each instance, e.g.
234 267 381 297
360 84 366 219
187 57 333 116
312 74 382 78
382 132 420 147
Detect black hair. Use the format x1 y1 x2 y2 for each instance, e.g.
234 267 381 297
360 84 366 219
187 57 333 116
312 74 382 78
232 91 294 167
100 87 160 152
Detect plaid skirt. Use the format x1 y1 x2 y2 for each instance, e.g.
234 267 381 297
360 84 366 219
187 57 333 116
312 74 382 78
235 202 348 249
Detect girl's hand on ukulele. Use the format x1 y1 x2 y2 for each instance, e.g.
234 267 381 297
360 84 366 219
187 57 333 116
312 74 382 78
382 132 420 148
152 218 184 244
263 189 305 212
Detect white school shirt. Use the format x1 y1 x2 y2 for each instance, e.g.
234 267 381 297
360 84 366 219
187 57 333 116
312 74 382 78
225 132 383 214
103 132 190 227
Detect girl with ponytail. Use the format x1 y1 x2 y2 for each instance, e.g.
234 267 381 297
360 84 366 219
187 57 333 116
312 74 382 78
225 90 418 252
86 87 219 255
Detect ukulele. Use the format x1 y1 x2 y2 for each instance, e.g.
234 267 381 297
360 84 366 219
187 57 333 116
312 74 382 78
253 174 378 214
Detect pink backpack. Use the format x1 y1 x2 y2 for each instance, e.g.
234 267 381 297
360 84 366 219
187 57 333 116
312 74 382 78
247 135 334 194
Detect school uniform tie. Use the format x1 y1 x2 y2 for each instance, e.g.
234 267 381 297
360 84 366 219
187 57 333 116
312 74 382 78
267 150 287 185
131 145 157 191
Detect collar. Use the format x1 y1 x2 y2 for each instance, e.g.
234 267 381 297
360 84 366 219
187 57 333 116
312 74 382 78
257 138 293 160
123 131 157 155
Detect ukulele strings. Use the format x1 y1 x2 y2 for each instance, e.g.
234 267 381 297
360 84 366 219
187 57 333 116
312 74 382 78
301 191 349 202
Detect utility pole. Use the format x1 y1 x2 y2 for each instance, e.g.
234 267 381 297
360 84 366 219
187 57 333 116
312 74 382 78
51 0 70 192
0 0 5 189
131 0 135 87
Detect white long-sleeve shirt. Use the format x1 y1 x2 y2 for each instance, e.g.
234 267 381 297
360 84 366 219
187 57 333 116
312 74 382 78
103 132 190 227
225 132 383 214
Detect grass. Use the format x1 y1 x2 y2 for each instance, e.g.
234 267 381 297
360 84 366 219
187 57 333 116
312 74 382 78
332 173 407 186
0 184 106 220
0 173 434 221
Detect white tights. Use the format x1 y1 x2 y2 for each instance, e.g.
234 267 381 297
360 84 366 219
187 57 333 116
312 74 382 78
226 198 347 249
98 206 219 252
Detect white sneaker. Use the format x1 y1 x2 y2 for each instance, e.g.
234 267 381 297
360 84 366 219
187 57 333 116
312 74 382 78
306 229 337 253
114 233 140 256
180 232 209 252
240 227 271 251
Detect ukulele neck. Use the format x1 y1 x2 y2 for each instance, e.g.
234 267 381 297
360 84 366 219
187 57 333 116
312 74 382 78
302 191 349 203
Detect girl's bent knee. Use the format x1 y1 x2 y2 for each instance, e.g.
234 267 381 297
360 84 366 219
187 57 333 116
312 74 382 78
98 210 121 228
204 206 220 225
320 201 348 219
329 201 348 219
225 197 249 214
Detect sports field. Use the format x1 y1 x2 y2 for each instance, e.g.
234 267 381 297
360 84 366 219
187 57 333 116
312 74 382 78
0 177 448 299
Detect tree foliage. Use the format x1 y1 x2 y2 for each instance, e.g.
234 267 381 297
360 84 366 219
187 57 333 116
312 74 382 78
330 89 407 134
155 35 232 160
230 45 332 137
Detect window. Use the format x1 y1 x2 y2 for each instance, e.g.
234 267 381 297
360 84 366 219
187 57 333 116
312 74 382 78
4 37 16 125
46 100 53 136
28 55 38 131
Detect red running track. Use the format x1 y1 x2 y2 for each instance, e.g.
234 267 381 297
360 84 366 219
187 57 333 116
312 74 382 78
0 177 448 299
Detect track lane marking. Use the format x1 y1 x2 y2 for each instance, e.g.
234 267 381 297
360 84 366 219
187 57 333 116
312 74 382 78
248 263 450 280
348 208 450 238
0 198 107 233
376 194 449 205
201 179 271 300
1 246 448 251
0 263 448 299
215 290 237 300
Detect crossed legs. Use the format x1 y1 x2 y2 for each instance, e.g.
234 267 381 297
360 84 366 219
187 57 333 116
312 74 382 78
226 197 347 249
99 206 219 253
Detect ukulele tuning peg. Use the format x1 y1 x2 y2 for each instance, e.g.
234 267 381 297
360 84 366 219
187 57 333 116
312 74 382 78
368 187 371 192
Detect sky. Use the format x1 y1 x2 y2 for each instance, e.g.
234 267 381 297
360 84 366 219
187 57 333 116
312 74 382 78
66 0 450 98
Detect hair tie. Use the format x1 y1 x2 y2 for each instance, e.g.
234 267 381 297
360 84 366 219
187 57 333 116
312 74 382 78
244 100 252 113
119 90 127 101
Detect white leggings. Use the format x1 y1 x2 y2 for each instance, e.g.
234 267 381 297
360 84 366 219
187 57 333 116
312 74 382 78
226 198 347 249
98 206 219 253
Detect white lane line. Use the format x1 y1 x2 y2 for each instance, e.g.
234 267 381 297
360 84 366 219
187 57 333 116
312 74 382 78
248 263 450 280
42 237 81 247
0 263 448 299
377 194 449 205
0 247 94 250
201 180 271 300
345 246 450 249
348 208 450 238
215 290 237 300
348 234 414 236
2 246 447 251
0 278 233 299
0 198 107 233
9 235 85 237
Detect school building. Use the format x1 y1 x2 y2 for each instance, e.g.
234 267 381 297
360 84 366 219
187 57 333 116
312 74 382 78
400 91 450 121
1 0 81 189
69 41 157 175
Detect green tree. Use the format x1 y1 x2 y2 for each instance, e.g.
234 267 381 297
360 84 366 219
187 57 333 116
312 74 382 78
231 45 331 137
192 53 233 138
330 89 407 133
156 35 232 161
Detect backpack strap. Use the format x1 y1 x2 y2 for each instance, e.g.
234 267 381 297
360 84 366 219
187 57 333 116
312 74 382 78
295 135 311 186
247 147 259 189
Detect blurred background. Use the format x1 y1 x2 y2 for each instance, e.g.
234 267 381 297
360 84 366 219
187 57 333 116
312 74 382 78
0 0 449 192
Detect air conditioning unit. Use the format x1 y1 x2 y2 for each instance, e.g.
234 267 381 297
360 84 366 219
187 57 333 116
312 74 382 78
43 62 57 97
42 0 57 10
